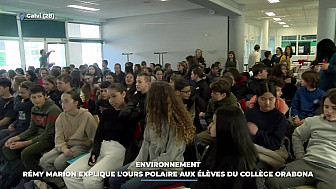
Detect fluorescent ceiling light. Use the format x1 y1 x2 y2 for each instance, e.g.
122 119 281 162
67 5 100 11
279 22 286 25
283 25 289 27
265 12 276 16
268 0 280 3
273 18 281 21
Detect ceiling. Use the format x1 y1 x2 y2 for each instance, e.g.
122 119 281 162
0 0 203 22
0 0 320 28
234 0 319 28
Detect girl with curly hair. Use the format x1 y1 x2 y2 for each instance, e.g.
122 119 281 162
109 81 195 189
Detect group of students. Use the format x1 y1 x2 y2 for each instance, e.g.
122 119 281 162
0 39 335 189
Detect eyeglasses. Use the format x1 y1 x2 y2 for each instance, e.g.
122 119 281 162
59 99 74 104
180 90 191 94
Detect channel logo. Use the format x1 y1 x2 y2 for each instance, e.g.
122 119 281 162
19 12 71 21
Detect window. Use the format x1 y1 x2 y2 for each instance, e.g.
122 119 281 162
69 42 101 67
0 40 21 70
47 43 66 67
24 42 44 69
67 23 100 39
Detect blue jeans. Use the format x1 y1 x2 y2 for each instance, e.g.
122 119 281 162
109 163 176 189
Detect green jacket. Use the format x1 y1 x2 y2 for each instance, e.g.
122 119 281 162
19 99 62 144
205 92 237 124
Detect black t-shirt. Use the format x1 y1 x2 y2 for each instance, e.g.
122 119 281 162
0 97 16 129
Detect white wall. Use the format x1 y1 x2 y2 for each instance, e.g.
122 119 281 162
102 8 228 71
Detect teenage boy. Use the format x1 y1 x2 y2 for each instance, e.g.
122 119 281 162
93 81 112 118
102 60 111 76
0 78 17 130
133 73 151 139
206 63 219 84
57 74 74 93
246 63 268 99
2 85 62 171
197 79 238 145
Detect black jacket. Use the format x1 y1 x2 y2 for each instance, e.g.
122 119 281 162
91 102 139 158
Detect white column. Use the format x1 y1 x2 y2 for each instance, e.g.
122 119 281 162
261 20 269 50
317 0 336 42
229 15 245 72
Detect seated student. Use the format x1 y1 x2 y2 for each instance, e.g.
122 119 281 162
3 85 62 172
40 90 97 188
175 79 202 133
109 81 195 189
226 68 249 100
247 76 289 114
123 72 136 95
61 67 71 75
191 67 210 107
262 51 274 68
114 63 125 83
63 83 139 189
168 72 184 89
191 106 258 189
246 64 268 99
25 70 38 84
245 82 288 171
197 79 238 146
271 63 297 108
0 78 17 131
57 74 75 93
133 73 151 138
266 89 336 189
105 71 116 83
93 81 112 118
43 75 62 109
37 68 49 86
206 63 219 84
81 73 99 113
88 65 101 83
12 75 26 97
291 71 325 126
0 81 33 148
154 68 164 81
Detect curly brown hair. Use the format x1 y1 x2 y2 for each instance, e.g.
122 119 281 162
146 81 195 144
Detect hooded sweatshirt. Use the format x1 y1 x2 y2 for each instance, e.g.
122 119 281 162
18 99 62 143
55 108 98 152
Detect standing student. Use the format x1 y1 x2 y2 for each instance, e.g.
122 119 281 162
109 81 195 189
3 85 62 172
266 89 336 189
191 106 258 189
39 49 54 68
0 78 16 130
0 81 33 148
194 49 205 64
40 90 97 188
271 47 283 64
248 44 261 70
262 51 274 68
225 51 238 71
191 67 210 110
316 38 336 91
63 83 139 189
280 46 293 69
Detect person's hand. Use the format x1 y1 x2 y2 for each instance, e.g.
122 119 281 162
8 124 16 132
294 116 303 126
99 106 107 113
88 155 96 167
321 63 329 70
64 149 75 157
247 122 258 135
51 50 55 52
284 78 292 84
199 112 205 117
9 141 27 149
5 137 19 147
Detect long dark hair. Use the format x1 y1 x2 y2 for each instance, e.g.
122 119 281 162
316 38 336 62
185 55 199 77
108 83 129 103
206 106 258 171
26 70 37 82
